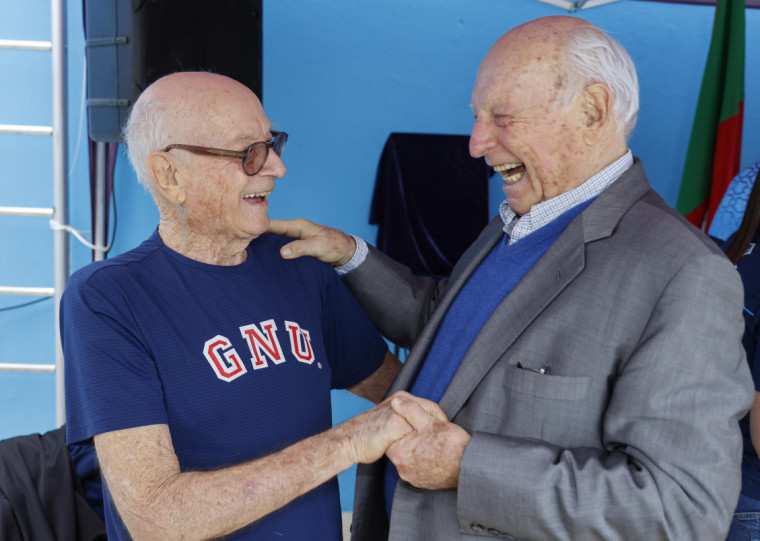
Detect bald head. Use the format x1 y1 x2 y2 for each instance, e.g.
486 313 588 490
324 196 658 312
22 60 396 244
485 15 593 66
124 72 269 189
479 15 639 140
469 16 637 214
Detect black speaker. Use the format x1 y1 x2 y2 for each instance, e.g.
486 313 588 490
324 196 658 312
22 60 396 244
85 0 262 143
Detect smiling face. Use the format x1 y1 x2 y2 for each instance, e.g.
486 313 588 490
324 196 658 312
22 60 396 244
469 18 599 216
180 79 284 242
147 73 286 262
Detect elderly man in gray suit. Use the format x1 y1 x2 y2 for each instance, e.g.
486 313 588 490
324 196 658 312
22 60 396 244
270 15 753 541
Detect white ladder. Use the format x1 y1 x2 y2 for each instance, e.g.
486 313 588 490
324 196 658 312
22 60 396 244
0 0 69 427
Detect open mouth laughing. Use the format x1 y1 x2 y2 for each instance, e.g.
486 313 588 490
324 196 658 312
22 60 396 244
241 190 272 203
493 163 526 184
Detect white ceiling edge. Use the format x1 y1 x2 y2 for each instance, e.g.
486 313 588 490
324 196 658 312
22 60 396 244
535 0 624 11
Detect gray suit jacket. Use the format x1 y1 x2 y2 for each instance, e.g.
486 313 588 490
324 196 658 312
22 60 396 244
347 159 753 540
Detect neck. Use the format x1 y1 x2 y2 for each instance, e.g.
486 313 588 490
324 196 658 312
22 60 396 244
158 221 250 266
585 136 628 180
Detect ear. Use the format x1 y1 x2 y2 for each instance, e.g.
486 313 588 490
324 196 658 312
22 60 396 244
146 151 186 205
582 82 613 145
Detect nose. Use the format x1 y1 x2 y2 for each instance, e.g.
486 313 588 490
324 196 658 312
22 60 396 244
263 149 287 178
469 116 495 159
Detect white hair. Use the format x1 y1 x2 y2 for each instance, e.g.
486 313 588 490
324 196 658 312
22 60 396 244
561 26 640 140
122 92 173 190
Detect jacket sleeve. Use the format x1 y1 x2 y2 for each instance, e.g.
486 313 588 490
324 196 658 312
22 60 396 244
343 245 445 349
342 219 504 349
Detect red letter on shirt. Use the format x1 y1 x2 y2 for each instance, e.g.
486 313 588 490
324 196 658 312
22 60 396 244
203 335 247 382
285 321 315 365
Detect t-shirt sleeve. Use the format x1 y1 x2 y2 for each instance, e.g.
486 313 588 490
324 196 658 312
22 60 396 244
319 266 387 390
63 274 168 445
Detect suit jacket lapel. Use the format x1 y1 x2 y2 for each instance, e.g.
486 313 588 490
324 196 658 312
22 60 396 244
389 218 504 393
438 217 586 417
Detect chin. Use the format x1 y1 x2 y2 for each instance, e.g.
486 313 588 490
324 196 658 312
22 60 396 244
242 217 270 239
503 182 541 216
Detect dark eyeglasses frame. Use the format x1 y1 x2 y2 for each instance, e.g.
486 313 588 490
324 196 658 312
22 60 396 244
163 131 288 176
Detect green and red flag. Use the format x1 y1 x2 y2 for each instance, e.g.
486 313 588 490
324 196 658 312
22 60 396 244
676 0 745 230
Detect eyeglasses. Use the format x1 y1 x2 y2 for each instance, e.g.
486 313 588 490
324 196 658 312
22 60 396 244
163 131 288 176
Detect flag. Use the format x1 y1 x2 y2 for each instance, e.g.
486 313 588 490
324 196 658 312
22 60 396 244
676 0 745 230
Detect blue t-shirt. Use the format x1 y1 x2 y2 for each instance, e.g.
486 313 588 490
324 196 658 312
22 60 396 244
723 229 760 499
62 229 387 540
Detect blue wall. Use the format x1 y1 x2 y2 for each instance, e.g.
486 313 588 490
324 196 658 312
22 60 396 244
1 0 759 510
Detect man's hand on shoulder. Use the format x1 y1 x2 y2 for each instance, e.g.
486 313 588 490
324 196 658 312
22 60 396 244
268 218 356 267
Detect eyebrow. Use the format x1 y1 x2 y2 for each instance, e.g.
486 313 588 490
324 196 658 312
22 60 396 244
230 129 274 146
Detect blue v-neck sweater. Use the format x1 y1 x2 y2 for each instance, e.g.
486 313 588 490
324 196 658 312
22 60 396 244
385 198 594 514
409 198 593 403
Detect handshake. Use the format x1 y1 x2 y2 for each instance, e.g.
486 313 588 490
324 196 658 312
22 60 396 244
339 391 472 490
266 219 474 490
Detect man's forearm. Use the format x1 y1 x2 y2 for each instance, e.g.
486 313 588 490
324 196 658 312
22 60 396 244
97 423 355 540
348 350 402 403
96 399 411 540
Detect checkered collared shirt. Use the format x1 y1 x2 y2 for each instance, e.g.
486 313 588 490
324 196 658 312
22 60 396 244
501 150 633 245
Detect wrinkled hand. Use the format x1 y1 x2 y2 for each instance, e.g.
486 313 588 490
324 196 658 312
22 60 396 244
341 394 413 464
388 391 448 423
386 394 471 490
268 218 356 267
341 391 446 464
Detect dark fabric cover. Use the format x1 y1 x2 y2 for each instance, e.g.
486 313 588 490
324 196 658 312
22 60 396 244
68 441 104 523
370 133 491 278
0 426 106 541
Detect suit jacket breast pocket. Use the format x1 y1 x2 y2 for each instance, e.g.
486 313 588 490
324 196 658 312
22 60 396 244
503 364 591 400
501 364 596 445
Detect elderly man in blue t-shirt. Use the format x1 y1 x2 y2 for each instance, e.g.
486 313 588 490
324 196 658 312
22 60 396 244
62 71 444 540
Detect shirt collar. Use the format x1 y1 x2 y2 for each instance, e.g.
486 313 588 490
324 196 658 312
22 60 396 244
500 150 633 244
